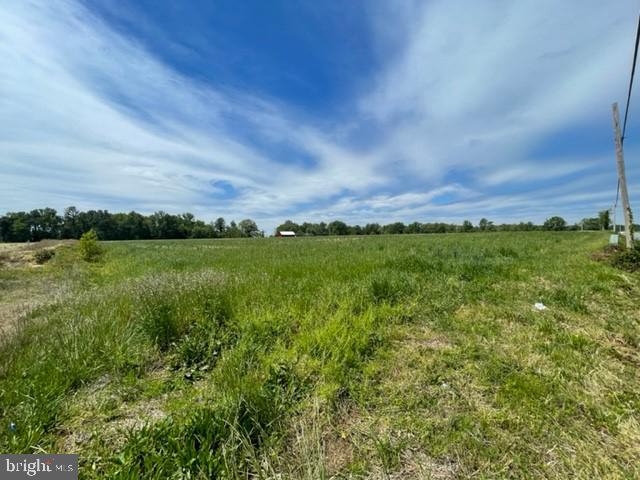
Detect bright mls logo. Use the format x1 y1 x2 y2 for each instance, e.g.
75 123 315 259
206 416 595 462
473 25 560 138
1 455 77 479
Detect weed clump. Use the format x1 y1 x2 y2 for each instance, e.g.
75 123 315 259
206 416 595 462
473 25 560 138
78 229 104 262
172 295 235 369
137 277 235 369
111 379 290 478
33 249 54 264
368 272 415 305
140 301 178 351
610 243 640 272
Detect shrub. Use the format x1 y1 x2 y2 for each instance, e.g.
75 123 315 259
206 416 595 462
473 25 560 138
611 243 640 272
33 249 54 264
78 229 104 262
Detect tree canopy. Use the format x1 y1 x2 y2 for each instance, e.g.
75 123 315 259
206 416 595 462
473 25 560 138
270 215 613 237
0 208 263 242
543 216 567 231
1 207 616 243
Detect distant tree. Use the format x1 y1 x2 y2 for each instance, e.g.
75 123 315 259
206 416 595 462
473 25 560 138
405 222 422 234
179 213 196 237
579 217 600 230
214 217 226 236
434 223 448 233
598 210 611 230
238 219 259 237
0 216 10 242
28 208 62 241
328 220 348 236
518 221 535 231
276 220 300 234
478 218 495 232
9 206 615 243
149 211 183 239
125 211 151 239
348 224 363 235
420 223 436 234
62 206 82 238
299 222 314 235
543 216 567 231
364 223 382 235
2 212 31 242
226 220 241 238
78 210 118 240
317 222 328 235
383 222 405 234
0 208 217 243
190 221 212 238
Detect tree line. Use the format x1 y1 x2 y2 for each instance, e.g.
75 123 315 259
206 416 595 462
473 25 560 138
0 207 262 242
276 211 613 236
0 207 616 243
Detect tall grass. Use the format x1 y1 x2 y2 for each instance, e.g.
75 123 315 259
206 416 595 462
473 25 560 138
0 232 638 478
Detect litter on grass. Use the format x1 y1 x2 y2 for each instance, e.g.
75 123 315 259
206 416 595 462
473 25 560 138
533 302 547 311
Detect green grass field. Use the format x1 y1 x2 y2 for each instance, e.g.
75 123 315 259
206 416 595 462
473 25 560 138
0 232 639 478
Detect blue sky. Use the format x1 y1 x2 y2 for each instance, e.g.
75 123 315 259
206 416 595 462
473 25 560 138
1 0 639 232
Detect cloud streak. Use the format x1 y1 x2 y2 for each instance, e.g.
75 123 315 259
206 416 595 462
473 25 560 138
0 0 637 231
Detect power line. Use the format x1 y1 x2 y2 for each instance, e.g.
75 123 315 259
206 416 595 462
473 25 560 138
621 12 640 145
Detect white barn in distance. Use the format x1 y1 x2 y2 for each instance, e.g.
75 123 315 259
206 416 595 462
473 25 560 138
275 231 296 237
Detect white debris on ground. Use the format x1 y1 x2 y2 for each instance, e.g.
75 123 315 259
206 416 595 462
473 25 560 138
533 302 547 311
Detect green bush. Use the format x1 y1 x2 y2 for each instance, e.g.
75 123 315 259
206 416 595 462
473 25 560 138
78 229 104 262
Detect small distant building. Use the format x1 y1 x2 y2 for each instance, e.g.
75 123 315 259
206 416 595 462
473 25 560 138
276 230 296 237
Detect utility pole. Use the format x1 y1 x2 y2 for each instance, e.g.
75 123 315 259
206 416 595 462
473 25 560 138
612 102 634 248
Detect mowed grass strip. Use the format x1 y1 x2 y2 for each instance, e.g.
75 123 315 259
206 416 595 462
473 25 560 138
0 232 638 478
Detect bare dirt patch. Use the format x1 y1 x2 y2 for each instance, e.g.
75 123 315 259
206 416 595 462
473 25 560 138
0 240 76 269
61 397 167 453
401 326 453 351
0 240 76 337
0 280 64 338
365 449 457 480
59 371 171 453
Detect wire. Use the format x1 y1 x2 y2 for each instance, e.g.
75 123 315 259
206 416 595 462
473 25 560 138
622 13 640 145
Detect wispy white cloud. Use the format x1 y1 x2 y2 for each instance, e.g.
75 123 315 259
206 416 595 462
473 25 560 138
0 0 379 224
362 0 635 178
0 0 637 232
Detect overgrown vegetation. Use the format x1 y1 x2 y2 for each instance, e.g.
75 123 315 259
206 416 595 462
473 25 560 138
610 242 640 272
33 249 54 264
0 232 638 478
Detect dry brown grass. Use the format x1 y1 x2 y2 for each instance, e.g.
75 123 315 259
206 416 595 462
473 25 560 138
0 240 77 337
0 240 76 268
